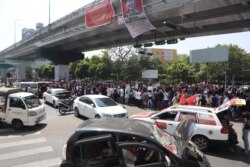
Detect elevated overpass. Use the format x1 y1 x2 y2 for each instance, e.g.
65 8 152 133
0 0 250 80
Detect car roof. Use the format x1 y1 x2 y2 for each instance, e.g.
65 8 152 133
81 95 110 98
0 88 22 96
9 92 34 98
168 105 215 113
50 88 65 91
76 118 153 137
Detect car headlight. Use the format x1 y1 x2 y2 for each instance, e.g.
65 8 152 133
28 111 37 117
103 113 112 117
62 144 67 160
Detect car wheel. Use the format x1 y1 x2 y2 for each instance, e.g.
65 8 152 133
192 135 209 151
12 120 24 130
95 114 101 119
53 101 57 108
44 97 47 104
75 108 80 117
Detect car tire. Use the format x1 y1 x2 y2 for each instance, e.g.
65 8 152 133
53 101 57 108
75 108 80 117
95 114 101 119
192 135 209 151
44 97 47 104
12 120 24 130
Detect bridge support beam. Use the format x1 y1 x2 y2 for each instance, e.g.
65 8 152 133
0 69 8 82
55 65 69 82
16 67 26 81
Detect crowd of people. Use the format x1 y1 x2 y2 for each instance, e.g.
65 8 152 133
47 80 250 111
5 79 250 155
45 79 250 155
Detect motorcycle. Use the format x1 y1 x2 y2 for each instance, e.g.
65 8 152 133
58 96 76 115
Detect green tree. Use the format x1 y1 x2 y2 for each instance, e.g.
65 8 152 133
162 55 195 84
75 61 89 78
122 54 142 80
227 44 249 84
38 64 54 79
25 66 33 80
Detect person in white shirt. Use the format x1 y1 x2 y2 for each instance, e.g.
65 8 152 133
162 90 169 109
120 88 124 104
106 86 113 97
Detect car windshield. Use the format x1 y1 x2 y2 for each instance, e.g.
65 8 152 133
151 125 177 154
55 92 71 99
22 95 42 109
94 97 117 107
52 90 66 96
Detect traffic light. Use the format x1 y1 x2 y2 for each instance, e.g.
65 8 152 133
134 44 142 48
167 39 178 44
155 40 166 45
144 43 153 47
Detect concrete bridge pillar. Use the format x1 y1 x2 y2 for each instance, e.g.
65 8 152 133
55 65 69 82
16 67 26 81
0 69 8 82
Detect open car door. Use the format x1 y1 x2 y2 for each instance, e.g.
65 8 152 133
173 119 196 158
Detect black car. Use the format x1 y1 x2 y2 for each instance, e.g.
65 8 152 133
60 118 211 167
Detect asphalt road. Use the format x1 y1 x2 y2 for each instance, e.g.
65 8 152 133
0 101 249 167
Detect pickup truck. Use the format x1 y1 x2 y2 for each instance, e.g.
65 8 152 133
0 88 46 130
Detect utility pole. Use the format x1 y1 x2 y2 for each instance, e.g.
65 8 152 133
49 0 51 25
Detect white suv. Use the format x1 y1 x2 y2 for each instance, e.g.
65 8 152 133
130 104 231 151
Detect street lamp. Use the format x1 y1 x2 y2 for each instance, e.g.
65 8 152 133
49 0 51 25
14 19 21 45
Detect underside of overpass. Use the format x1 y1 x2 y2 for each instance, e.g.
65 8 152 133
1 0 250 63
36 0 250 62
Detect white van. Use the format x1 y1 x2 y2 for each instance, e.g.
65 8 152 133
0 88 46 130
18 81 50 98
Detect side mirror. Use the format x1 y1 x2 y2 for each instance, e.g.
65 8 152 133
90 104 95 108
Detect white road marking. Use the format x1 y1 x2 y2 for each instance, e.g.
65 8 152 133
13 157 61 167
0 146 53 161
0 138 46 149
0 131 41 140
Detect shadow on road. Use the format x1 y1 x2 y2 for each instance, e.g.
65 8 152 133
205 145 250 164
0 123 47 136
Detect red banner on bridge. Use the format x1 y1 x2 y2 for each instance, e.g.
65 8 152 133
121 0 155 38
85 0 115 28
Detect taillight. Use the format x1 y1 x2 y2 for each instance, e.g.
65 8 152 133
155 121 167 129
221 126 228 134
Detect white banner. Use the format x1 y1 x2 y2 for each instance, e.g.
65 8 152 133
121 0 155 38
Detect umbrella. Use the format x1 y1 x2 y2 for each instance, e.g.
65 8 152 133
229 98 246 106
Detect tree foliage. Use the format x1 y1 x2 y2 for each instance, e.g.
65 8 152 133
38 64 55 79
37 44 250 84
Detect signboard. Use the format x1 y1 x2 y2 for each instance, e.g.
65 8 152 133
146 48 177 62
190 46 229 64
121 0 155 38
142 70 158 79
85 0 115 28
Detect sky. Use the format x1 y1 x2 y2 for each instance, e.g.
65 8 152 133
1 0 250 57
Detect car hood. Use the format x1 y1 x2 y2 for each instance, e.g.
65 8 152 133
129 111 155 118
96 105 127 114
173 119 196 157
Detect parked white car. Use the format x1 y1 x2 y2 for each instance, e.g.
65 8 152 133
130 104 232 151
43 88 67 108
73 95 128 118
